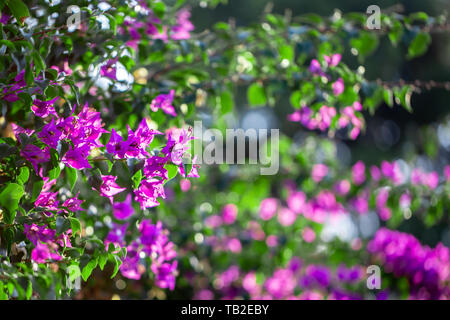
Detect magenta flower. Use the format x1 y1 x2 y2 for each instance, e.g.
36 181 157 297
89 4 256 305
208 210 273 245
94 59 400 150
302 227 316 243
381 160 403 185
259 198 278 220
205 215 223 228
287 191 306 214
170 9 194 40
312 164 328 182
37 117 62 149
24 224 56 245
399 193 411 209
98 175 126 200
31 97 59 118
352 161 366 185
104 223 128 248
62 195 84 212
31 242 62 263
370 165 381 181
151 260 178 290
139 220 163 246
62 144 92 170
134 178 166 209
278 207 296 226
35 192 59 211
106 128 126 158
135 118 162 149
20 144 50 174
11 123 34 142
332 78 345 96
444 165 450 182
100 58 118 80
324 54 341 67
309 59 322 75
150 90 177 116
351 195 368 214
221 204 238 225
334 180 351 196
113 194 135 220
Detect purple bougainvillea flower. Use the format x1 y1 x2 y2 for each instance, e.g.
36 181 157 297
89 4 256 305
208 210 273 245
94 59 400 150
334 180 351 196
139 220 163 246
31 242 62 264
151 260 178 290
35 192 59 211
221 204 238 225
277 207 296 226
104 223 128 248
119 242 143 280
56 230 72 248
31 97 59 118
170 9 194 40
0 13 11 24
62 144 92 170
150 90 177 116
351 195 368 214
259 198 278 220
62 194 84 212
312 164 328 183
324 53 341 67
135 118 162 149
106 128 126 158
100 58 118 80
11 123 34 143
98 175 126 200
113 194 135 220
309 59 322 75
162 127 194 165
134 178 166 209
332 78 344 96
24 224 56 245
20 144 51 174
287 191 306 214
37 117 62 149
352 161 366 185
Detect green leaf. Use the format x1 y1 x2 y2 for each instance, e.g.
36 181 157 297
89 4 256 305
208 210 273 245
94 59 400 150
247 83 267 106
164 164 178 181
48 164 61 181
98 253 108 271
65 166 77 192
394 86 413 112
388 20 404 46
5 0 30 25
290 91 301 108
82 257 98 282
350 31 379 59
70 217 82 235
110 255 122 279
0 39 16 52
0 183 24 223
383 88 393 107
31 180 44 202
279 44 294 62
219 90 234 114
67 264 81 283
131 169 143 189
25 280 32 300
31 51 46 74
407 32 431 60
25 64 34 86
17 167 29 185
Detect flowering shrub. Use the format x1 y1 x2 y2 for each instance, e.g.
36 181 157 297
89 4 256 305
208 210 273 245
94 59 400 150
0 0 448 300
